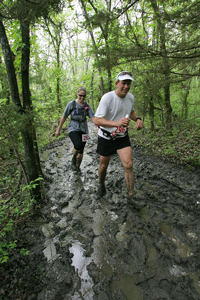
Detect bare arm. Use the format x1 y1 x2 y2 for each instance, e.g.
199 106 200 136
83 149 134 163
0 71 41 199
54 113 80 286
129 111 144 131
55 116 67 137
93 116 130 128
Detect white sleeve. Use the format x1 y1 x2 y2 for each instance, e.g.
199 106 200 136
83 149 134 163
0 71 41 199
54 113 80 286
95 94 109 118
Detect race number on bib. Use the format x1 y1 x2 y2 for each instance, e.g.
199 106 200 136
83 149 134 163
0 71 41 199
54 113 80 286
111 126 127 138
82 134 90 142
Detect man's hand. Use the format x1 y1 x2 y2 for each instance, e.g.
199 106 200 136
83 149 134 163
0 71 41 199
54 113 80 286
135 119 144 131
116 117 130 128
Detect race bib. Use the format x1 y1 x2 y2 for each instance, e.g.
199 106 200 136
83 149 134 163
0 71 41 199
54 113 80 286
82 134 90 142
111 126 127 138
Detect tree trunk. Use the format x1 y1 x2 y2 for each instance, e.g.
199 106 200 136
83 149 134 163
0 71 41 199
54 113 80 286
56 49 61 109
150 0 172 132
0 55 10 104
79 0 105 95
181 80 191 119
0 18 42 201
21 20 43 180
146 79 154 130
90 69 94 109
0 19 22 110
149 96 155 131
107 68 112 91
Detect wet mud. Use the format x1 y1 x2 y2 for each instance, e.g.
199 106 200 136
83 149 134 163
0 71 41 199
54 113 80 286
3 122 200 300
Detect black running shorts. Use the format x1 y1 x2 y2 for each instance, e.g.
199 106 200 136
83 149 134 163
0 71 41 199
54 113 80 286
97 135 131 156
69 131 86 154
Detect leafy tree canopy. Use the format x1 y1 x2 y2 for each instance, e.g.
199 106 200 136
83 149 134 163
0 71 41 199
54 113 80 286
0 0 65 22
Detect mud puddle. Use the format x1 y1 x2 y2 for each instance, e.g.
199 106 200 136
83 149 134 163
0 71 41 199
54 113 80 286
3 122 200 300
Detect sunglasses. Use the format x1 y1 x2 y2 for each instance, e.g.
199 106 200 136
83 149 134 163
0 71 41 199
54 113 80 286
78 94 86 98
118 71 132 77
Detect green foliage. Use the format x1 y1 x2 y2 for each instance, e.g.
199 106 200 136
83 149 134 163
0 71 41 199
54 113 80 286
22 177 43 192
0 0 64 22
130 119 200 167
0 178 42 264
0 98 43 264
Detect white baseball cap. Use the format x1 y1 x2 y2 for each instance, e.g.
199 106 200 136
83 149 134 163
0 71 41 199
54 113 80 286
116 71 134 81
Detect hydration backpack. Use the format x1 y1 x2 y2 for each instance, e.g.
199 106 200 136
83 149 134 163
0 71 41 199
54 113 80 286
70 100 89 122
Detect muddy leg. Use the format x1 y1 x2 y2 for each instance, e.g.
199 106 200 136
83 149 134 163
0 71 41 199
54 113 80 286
71 149 79 170
72 148 79 157
76 153 83 167
97 155 110 198
98 155 110 186
117 146 134 196
117 147 145 209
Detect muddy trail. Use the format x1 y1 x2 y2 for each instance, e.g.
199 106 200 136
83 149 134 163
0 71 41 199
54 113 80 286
2 122 200 300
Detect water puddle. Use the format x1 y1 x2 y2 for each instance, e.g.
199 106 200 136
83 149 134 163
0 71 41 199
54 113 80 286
160 222 193 258
170 235 193 258
92 236 113 276
69 241 94 300
190 272 200 294
110 273 143 300
146 246 159 268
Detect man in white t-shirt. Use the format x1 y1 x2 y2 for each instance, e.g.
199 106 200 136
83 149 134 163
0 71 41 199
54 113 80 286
93 71 145 209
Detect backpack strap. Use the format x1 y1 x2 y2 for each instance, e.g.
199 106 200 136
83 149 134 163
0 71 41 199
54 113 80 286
71 100 76 112
71 100 88 112
83 102 89 111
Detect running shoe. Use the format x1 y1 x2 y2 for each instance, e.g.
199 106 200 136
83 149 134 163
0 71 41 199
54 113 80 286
96 185 106 199
127 196 146 209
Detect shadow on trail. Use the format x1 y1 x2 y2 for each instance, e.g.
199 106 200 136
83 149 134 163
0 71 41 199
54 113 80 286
28 123 200 299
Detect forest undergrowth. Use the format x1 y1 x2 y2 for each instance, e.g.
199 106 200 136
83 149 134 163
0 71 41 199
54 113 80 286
131 120 200 168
